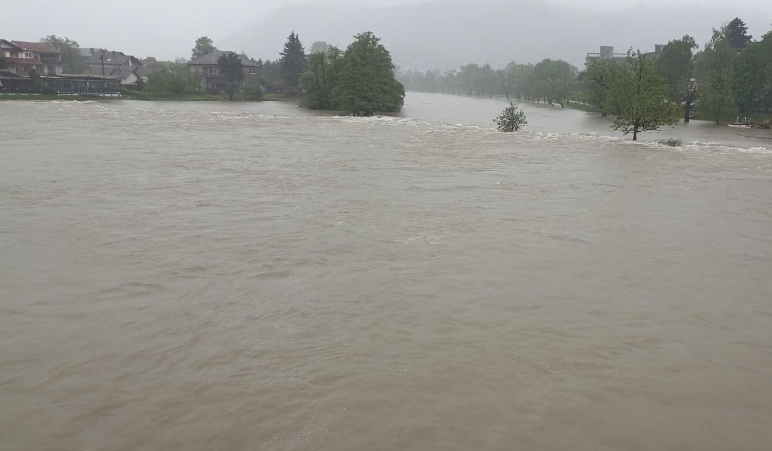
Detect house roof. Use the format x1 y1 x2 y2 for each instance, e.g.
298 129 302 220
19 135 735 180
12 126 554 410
0 39 24 50
82 50 142 67
188 50 259 67
82 65 138 80
12 41 60 54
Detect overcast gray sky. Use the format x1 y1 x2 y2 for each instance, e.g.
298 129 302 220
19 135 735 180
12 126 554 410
2 0 770 62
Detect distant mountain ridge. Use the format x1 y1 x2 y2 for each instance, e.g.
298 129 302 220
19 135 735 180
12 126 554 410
221 0 770 70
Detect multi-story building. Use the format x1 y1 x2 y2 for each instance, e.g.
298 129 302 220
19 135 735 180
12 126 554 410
0 39 63 76
188 50 261 93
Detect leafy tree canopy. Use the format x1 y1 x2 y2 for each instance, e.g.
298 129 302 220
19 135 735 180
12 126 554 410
279 31 306 94
603 50 681 140
41 35 83 74
192 37 215 60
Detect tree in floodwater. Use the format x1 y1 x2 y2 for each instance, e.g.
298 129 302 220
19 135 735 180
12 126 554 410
603 50 680 141
192 36 215 60
494 101 527 132
279 31 306 95
331 32 405 115
217 52 244 101
696 31 736 124
579 60 623 116
657 35 699 122
532 59 576 107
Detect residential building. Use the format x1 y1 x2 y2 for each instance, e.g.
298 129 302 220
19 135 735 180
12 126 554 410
0 39 62 76
188 50 260 93
79 48 144 85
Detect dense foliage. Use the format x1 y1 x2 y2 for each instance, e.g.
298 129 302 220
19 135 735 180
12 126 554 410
145 63 201 96
299 32 405 115
279 32 306 95
217 52 245 101
41 35 83 73
192 37 215 60
494 102 527 132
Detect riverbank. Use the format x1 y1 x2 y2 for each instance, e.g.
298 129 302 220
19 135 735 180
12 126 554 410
0 92 292 102
412 91 772 128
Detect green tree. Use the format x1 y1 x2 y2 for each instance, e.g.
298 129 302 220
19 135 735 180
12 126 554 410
533 59 576 107
331 32 405 115
732 30 772 113
29 68 42 92
494 101 527 132
192 37 215 60
146 63 201 96
657 35 699 122
310 41 329 54
217 52 244 101
696 31 737 124
604 50 681 141
279 31 306 95
580 60 623 116
300 50 333 109
41 35 83 73
723 18 752 51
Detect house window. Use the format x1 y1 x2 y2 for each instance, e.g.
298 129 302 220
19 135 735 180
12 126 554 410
23 52 33 58
250 68 256 74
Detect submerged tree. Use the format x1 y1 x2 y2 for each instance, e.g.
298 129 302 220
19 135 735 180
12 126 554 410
494 101 527 132
657 35 699 122
192 37 215 60
279 32 306 95
604 50 680 141
217 52 244 101
331 32 405 115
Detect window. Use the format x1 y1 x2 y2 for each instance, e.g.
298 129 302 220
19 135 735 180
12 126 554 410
23 52 33 58
250 68 256 74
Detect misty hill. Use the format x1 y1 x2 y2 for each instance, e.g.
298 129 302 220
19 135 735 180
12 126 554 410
221 0 769 70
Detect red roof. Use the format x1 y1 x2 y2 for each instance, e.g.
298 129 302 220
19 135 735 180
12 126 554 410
12 41 60 54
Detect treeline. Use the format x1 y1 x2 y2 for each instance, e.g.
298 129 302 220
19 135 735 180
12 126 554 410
399 60 578 107
399 17 772 123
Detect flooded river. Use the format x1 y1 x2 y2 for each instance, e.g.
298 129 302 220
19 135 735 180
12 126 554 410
1 94 771 450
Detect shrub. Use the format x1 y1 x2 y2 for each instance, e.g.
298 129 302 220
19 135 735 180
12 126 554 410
242 84 264 101
662 138 683 147
494 102 528 132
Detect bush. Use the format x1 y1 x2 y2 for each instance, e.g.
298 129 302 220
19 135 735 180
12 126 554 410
662 138 683 147
242 84 264 101
494 102 528 132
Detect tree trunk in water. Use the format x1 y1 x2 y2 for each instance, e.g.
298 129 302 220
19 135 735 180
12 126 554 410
684 103 691 123
601 112 608 117
633 129 638 141
715 117 720 125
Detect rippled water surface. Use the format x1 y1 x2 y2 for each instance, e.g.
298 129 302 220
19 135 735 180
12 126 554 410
1 94 772 451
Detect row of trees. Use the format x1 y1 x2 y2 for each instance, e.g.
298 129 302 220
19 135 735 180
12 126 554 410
399 17 772 125
398 59 579 107
299 32 405 115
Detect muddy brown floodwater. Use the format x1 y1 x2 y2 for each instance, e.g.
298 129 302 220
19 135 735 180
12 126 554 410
1 94 771 451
